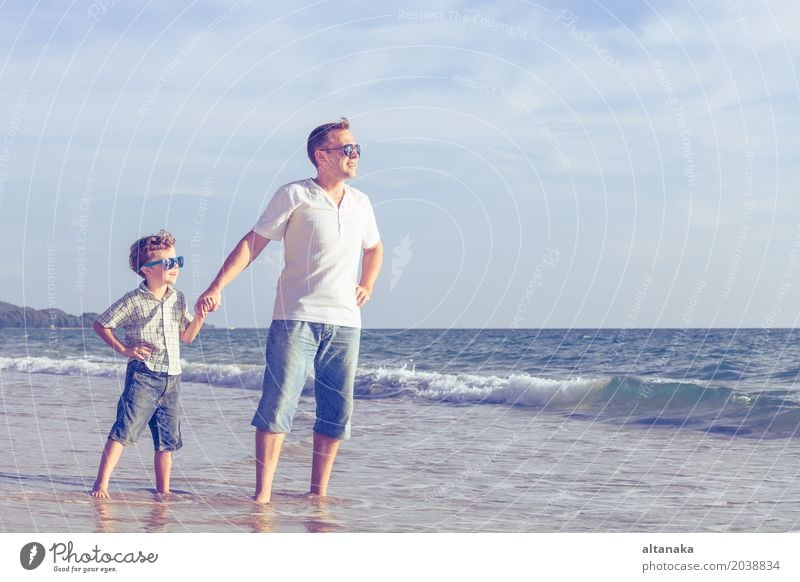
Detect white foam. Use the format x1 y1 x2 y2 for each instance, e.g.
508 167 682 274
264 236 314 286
0 356 119 377
0 356 266 390
180 362 264 389
356 367 608 408
0 356 609 408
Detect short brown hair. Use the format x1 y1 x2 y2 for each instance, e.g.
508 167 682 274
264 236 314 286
129 230 176 277
307 117 350 167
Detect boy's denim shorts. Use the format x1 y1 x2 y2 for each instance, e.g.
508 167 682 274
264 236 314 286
109 359 183 452
252 319 361 440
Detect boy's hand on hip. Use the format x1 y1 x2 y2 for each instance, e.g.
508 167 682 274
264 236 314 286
122 343 154 361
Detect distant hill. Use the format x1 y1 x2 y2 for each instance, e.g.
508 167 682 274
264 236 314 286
0 301 99 328
0 301 215 329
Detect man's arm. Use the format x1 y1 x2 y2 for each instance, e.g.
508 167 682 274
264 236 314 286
356 241 383 307
197 230 270 313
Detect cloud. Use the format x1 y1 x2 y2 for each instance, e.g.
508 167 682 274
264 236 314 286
2 0 800 326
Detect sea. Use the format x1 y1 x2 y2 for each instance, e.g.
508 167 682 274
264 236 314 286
1 327 799 533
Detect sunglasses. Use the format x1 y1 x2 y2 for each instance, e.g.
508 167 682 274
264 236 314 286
142 256 184 270
319 143 362 157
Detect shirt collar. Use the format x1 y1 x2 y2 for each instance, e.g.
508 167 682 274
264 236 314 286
137 281 174 301
307 178 350 206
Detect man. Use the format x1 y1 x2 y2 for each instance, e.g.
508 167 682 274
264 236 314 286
197 118 383 504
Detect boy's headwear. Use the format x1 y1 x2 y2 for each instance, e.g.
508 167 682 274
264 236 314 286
129 230 176 277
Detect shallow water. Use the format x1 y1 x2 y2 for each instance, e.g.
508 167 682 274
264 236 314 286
2 371 798 532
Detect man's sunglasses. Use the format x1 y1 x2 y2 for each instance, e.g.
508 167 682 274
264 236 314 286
142 256 184 270
319 143 362 157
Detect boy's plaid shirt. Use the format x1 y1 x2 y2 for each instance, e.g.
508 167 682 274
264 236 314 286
96 282 192 375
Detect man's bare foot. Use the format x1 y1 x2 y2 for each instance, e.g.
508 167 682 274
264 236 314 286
154 491 173 501
304 492 334 507
90 485 110 499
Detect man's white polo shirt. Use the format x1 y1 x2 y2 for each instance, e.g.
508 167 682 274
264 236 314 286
253 178 380 328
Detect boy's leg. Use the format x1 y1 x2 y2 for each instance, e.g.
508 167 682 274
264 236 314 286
254 430 286 504
91 438 124 499
154 451 172 495
149 373 181 496
95 360 160 499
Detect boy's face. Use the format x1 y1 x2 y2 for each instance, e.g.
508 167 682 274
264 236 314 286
141 246 180 287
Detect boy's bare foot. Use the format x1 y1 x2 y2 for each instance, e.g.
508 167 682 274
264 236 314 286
252 493 271 505
90 485 110 499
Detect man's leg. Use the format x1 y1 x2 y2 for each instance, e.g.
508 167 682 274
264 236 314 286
252 321 318 503
310 324 360 497
310 431 341 496
254 430 286 504
154 451 172 495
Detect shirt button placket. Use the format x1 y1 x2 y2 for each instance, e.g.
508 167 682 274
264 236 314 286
161 300 168 373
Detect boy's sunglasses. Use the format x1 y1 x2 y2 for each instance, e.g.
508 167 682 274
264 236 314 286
319 143 361 157
142 256 184 270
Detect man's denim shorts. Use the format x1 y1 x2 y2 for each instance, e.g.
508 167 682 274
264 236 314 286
109 359 183 452
252 319 361 439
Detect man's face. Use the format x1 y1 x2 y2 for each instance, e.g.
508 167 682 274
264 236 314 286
317 129 359 179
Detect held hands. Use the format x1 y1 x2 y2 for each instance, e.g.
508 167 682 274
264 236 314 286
194 300 211 318
355 285 372 307
195 289 221 316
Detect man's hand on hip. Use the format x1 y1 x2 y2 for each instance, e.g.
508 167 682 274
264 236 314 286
355 285 371 307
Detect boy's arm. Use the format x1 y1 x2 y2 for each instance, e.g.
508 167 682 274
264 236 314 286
180 310 206 343
92 321 153 360
196 230 270 313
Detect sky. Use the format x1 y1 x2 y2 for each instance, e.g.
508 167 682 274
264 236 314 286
0 0 798 329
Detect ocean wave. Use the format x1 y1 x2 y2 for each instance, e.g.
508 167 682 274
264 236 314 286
0 357 266 390
354 366 607 407
180 362 264 389
356 367 800 438
3 357 799 438
0 356 121 377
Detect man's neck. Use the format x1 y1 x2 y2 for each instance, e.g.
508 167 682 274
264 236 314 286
313 174 346 199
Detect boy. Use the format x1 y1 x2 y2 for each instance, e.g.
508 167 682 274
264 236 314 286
90 230 206 499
